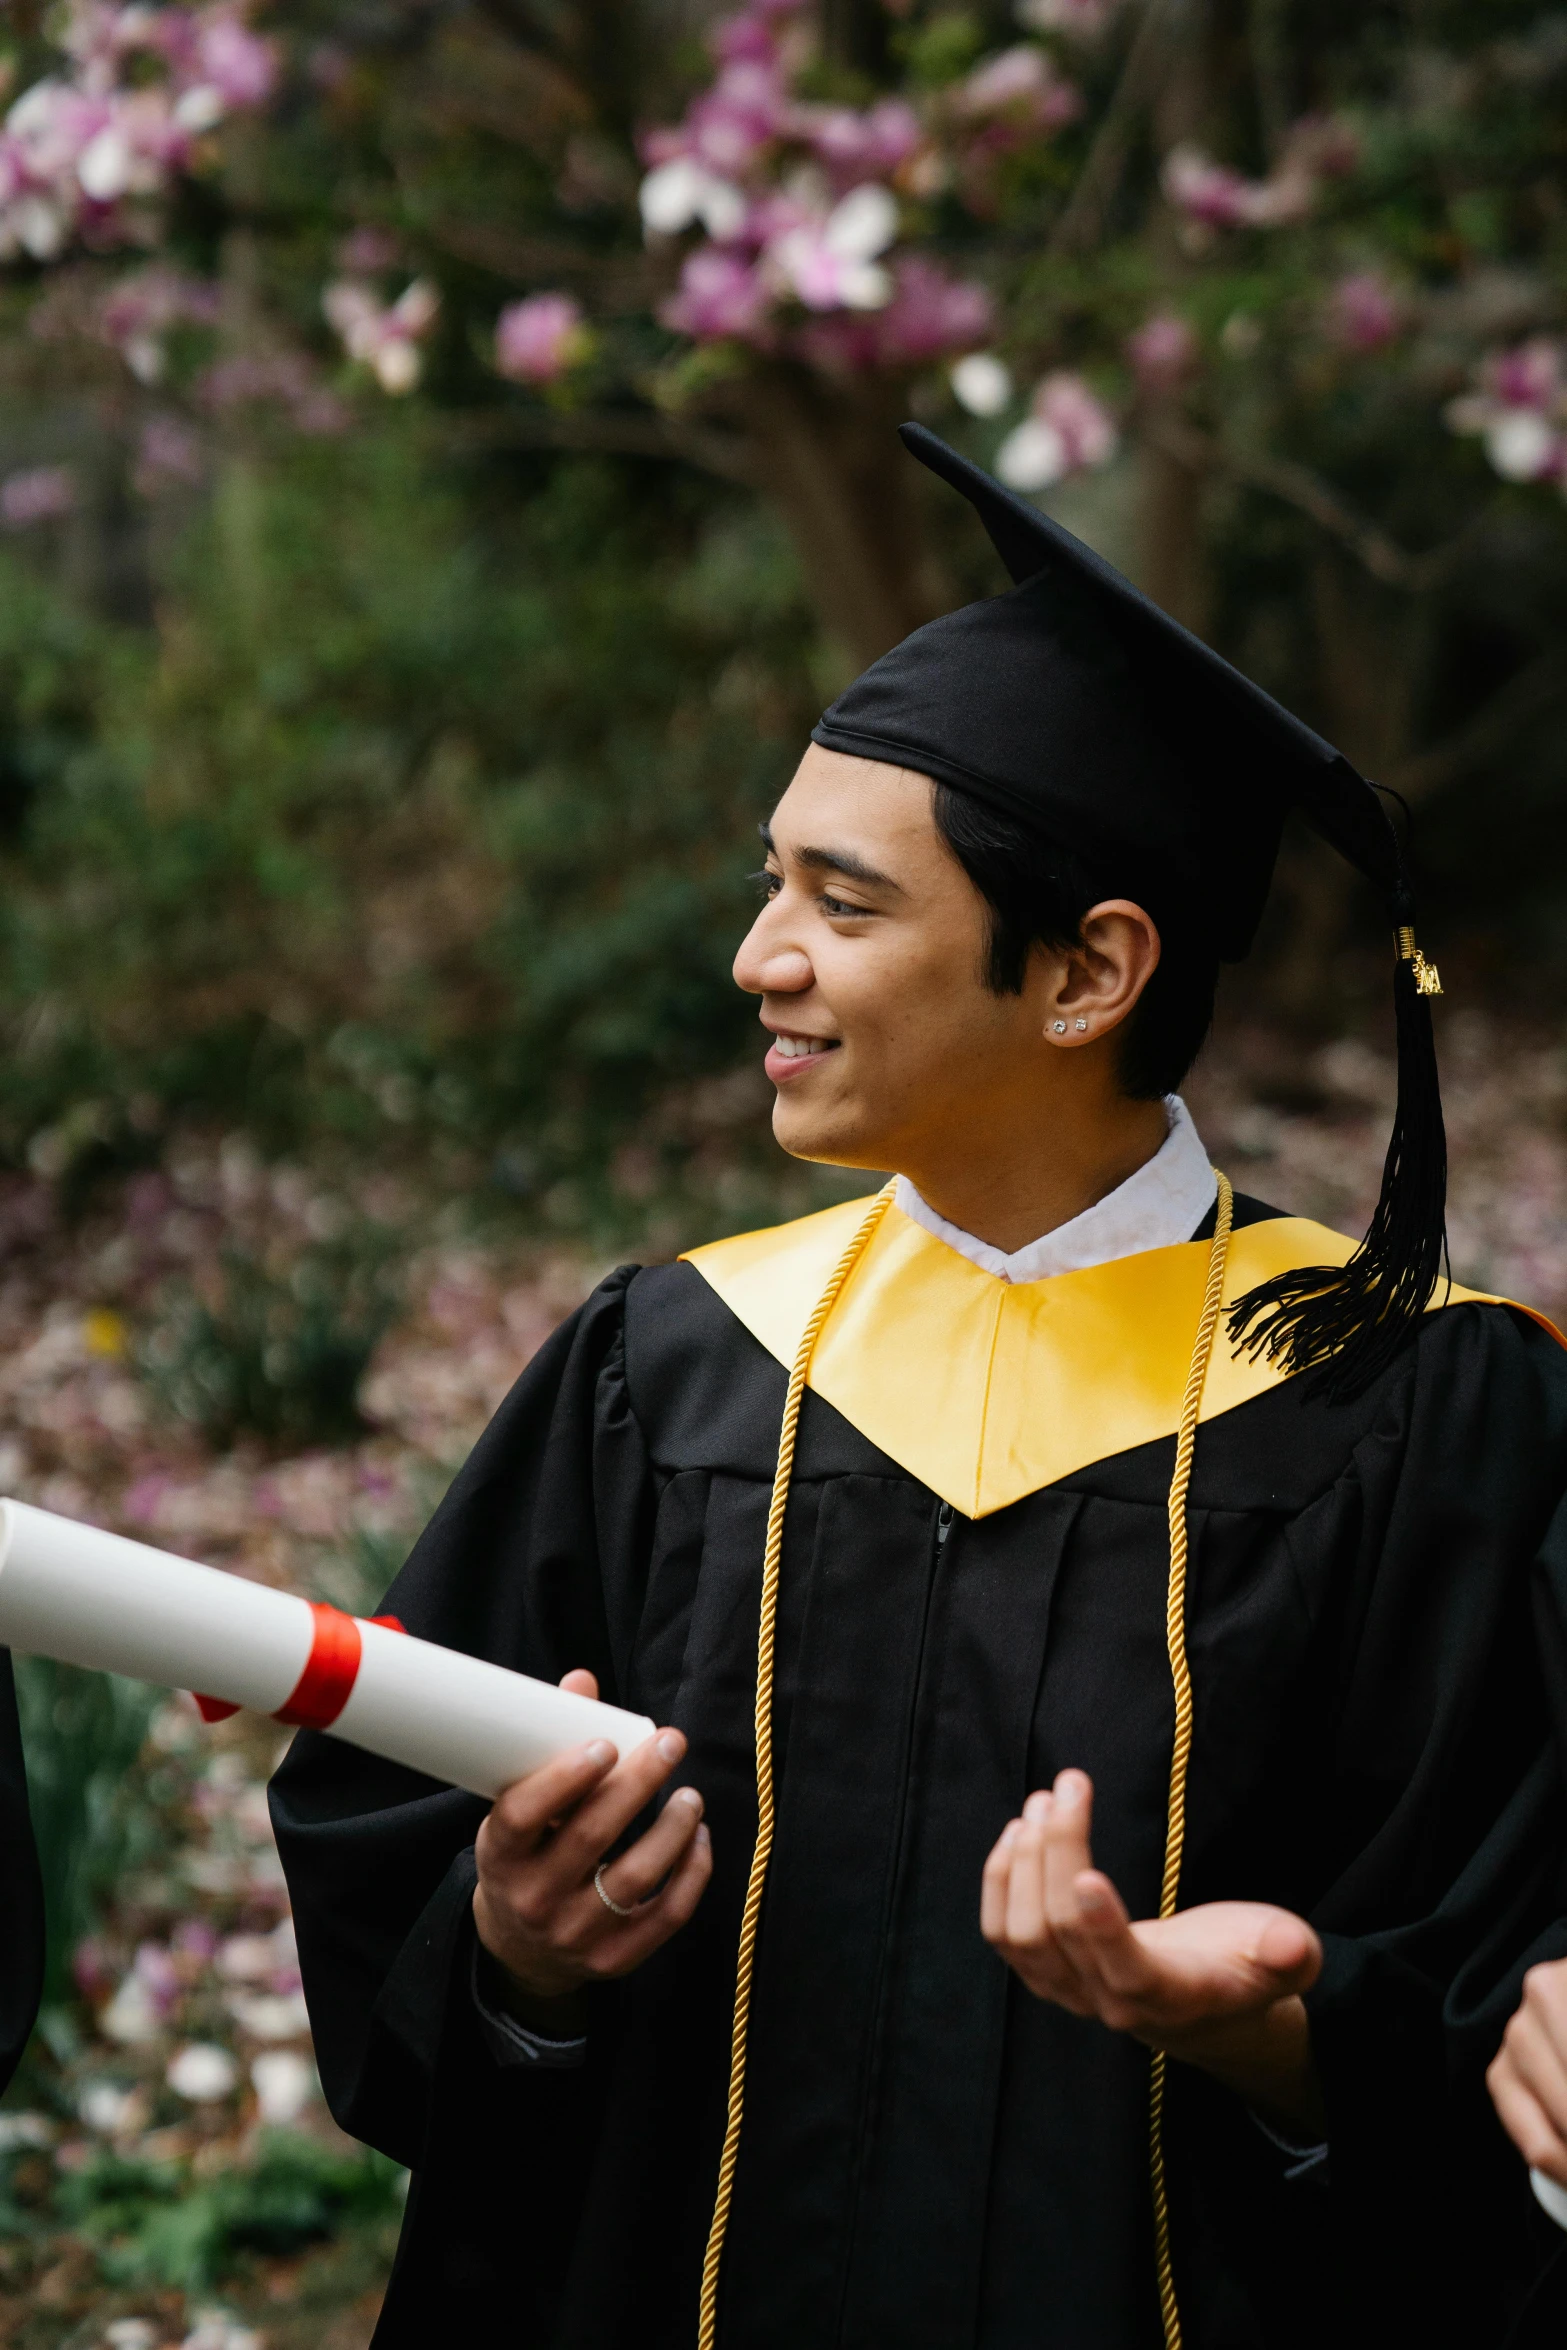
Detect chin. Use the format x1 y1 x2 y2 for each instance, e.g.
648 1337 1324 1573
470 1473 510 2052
771 1098 886 1174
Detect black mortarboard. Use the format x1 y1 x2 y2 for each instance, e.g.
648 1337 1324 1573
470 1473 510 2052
811 422 1448 1401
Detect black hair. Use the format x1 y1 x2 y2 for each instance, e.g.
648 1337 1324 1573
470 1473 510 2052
931 783 1220 1101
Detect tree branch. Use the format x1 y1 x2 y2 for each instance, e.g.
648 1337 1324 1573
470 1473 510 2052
1146 416 1474 592
1049 0 1190 256
1384 648 1567 802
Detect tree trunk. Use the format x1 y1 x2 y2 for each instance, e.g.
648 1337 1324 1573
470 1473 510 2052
1264 551 1422 1018
738 366 954 670
1135 427 1209 634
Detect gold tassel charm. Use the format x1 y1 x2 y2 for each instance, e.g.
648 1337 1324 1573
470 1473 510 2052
1395 924 1442 997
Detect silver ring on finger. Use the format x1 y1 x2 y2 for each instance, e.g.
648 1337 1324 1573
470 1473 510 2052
593 1862 635 1919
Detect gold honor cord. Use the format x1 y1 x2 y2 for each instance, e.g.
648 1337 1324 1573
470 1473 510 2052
697 1181 897 2350
1149 1168 1234 2350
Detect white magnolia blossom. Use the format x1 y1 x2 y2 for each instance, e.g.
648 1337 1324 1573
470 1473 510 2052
180 2317 263 2350
950 351 1014 415
250 2048 318 2124
0 2112 53 2151
99 1971 164 2045
1483 407 1560 482
639 156 748 242
224 1987 311 2040
166 2040 238 2101
77 2078 144 2134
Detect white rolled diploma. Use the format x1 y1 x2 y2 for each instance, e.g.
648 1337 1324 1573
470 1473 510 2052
0 1499 654 1799
1533 2166 1567 2232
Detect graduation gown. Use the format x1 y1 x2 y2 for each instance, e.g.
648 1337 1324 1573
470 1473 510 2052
271 1191 1567 2349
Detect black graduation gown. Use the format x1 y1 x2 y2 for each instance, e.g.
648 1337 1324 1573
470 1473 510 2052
271 1196 1567 2349
0 1650 45 2095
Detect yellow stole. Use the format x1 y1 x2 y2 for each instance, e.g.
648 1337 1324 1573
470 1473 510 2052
684 1197 1555 1520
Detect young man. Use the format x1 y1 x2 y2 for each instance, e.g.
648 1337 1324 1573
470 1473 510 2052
272 429 1567 2348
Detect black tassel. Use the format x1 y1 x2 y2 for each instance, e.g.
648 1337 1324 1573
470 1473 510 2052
1227 886 1448 1404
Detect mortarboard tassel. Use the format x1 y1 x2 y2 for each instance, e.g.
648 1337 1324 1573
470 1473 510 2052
1227 874 1448 1402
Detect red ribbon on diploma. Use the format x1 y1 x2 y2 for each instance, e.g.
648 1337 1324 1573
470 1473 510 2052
193 1607 405 1727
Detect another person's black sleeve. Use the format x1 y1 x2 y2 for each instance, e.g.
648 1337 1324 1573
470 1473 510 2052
0 1649 44 2096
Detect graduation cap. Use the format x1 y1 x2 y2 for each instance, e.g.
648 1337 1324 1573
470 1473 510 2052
811 421 1447 1402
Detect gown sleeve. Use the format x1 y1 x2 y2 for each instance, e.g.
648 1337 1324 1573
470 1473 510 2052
268 1266 655 2314
0 1650 43 2095
1282 1304 1567 2332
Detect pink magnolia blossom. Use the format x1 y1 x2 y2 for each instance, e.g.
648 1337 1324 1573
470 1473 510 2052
710 2 801 65
1126 310 1198 392
1487 339 1564 413
323 277 440 395
679 60 791 178
198 348 348 432
495 292 591 386
192 10 277 110
874 256 993 360
794 98 923 187
996 372 1118 490
134 413 205 496
6 79 111 187
957 44 1082 137
767 182 898 311
100 265 219 382
1327 270 1402 353
1162 142 1313 230
0 466 76 529
660 247 774 342
338 225 402 274
1445 339 1567 485
794 258 994 371
0 3 275 262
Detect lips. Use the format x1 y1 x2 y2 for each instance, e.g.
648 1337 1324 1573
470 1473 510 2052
764 1031 841 1085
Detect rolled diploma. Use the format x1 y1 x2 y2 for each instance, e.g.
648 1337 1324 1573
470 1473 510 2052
1533 2167 1567 2232
0 1499 654 1799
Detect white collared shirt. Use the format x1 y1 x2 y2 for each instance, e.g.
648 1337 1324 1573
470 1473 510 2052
892 1096 1216 1283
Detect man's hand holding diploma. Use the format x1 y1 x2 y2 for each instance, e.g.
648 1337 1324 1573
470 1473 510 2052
474 1669 713 2010
982 1769 1325 2140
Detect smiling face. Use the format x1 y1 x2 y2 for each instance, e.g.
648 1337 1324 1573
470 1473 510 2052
731 747 1165 1222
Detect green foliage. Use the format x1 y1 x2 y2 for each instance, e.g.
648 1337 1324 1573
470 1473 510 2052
141 1234 401 1449
0 431 812 1209
13 1660 161 2010
54 2131 406 2290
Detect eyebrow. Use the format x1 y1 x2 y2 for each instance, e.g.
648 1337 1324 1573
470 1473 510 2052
758 819 903 894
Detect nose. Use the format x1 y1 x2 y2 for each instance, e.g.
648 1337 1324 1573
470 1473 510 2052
733 904 814 998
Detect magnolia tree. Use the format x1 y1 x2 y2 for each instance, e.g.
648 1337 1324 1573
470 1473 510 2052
4 0 1565 740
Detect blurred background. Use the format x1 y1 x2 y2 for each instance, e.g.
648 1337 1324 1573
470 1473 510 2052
0 0 1564 2340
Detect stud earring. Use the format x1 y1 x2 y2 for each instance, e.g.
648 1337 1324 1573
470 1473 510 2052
1052 1020 1066 1034
1074 1018 1088 1031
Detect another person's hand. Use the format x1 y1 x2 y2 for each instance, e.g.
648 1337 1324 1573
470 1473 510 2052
981 1768 1324 2135
473 1668 711 2006
1488 1959 1567 2188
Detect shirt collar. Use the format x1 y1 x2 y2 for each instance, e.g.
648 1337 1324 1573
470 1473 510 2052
892 1096 1217 1285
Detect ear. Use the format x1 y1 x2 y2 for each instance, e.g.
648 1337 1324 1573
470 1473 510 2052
1044 902 1161 1045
